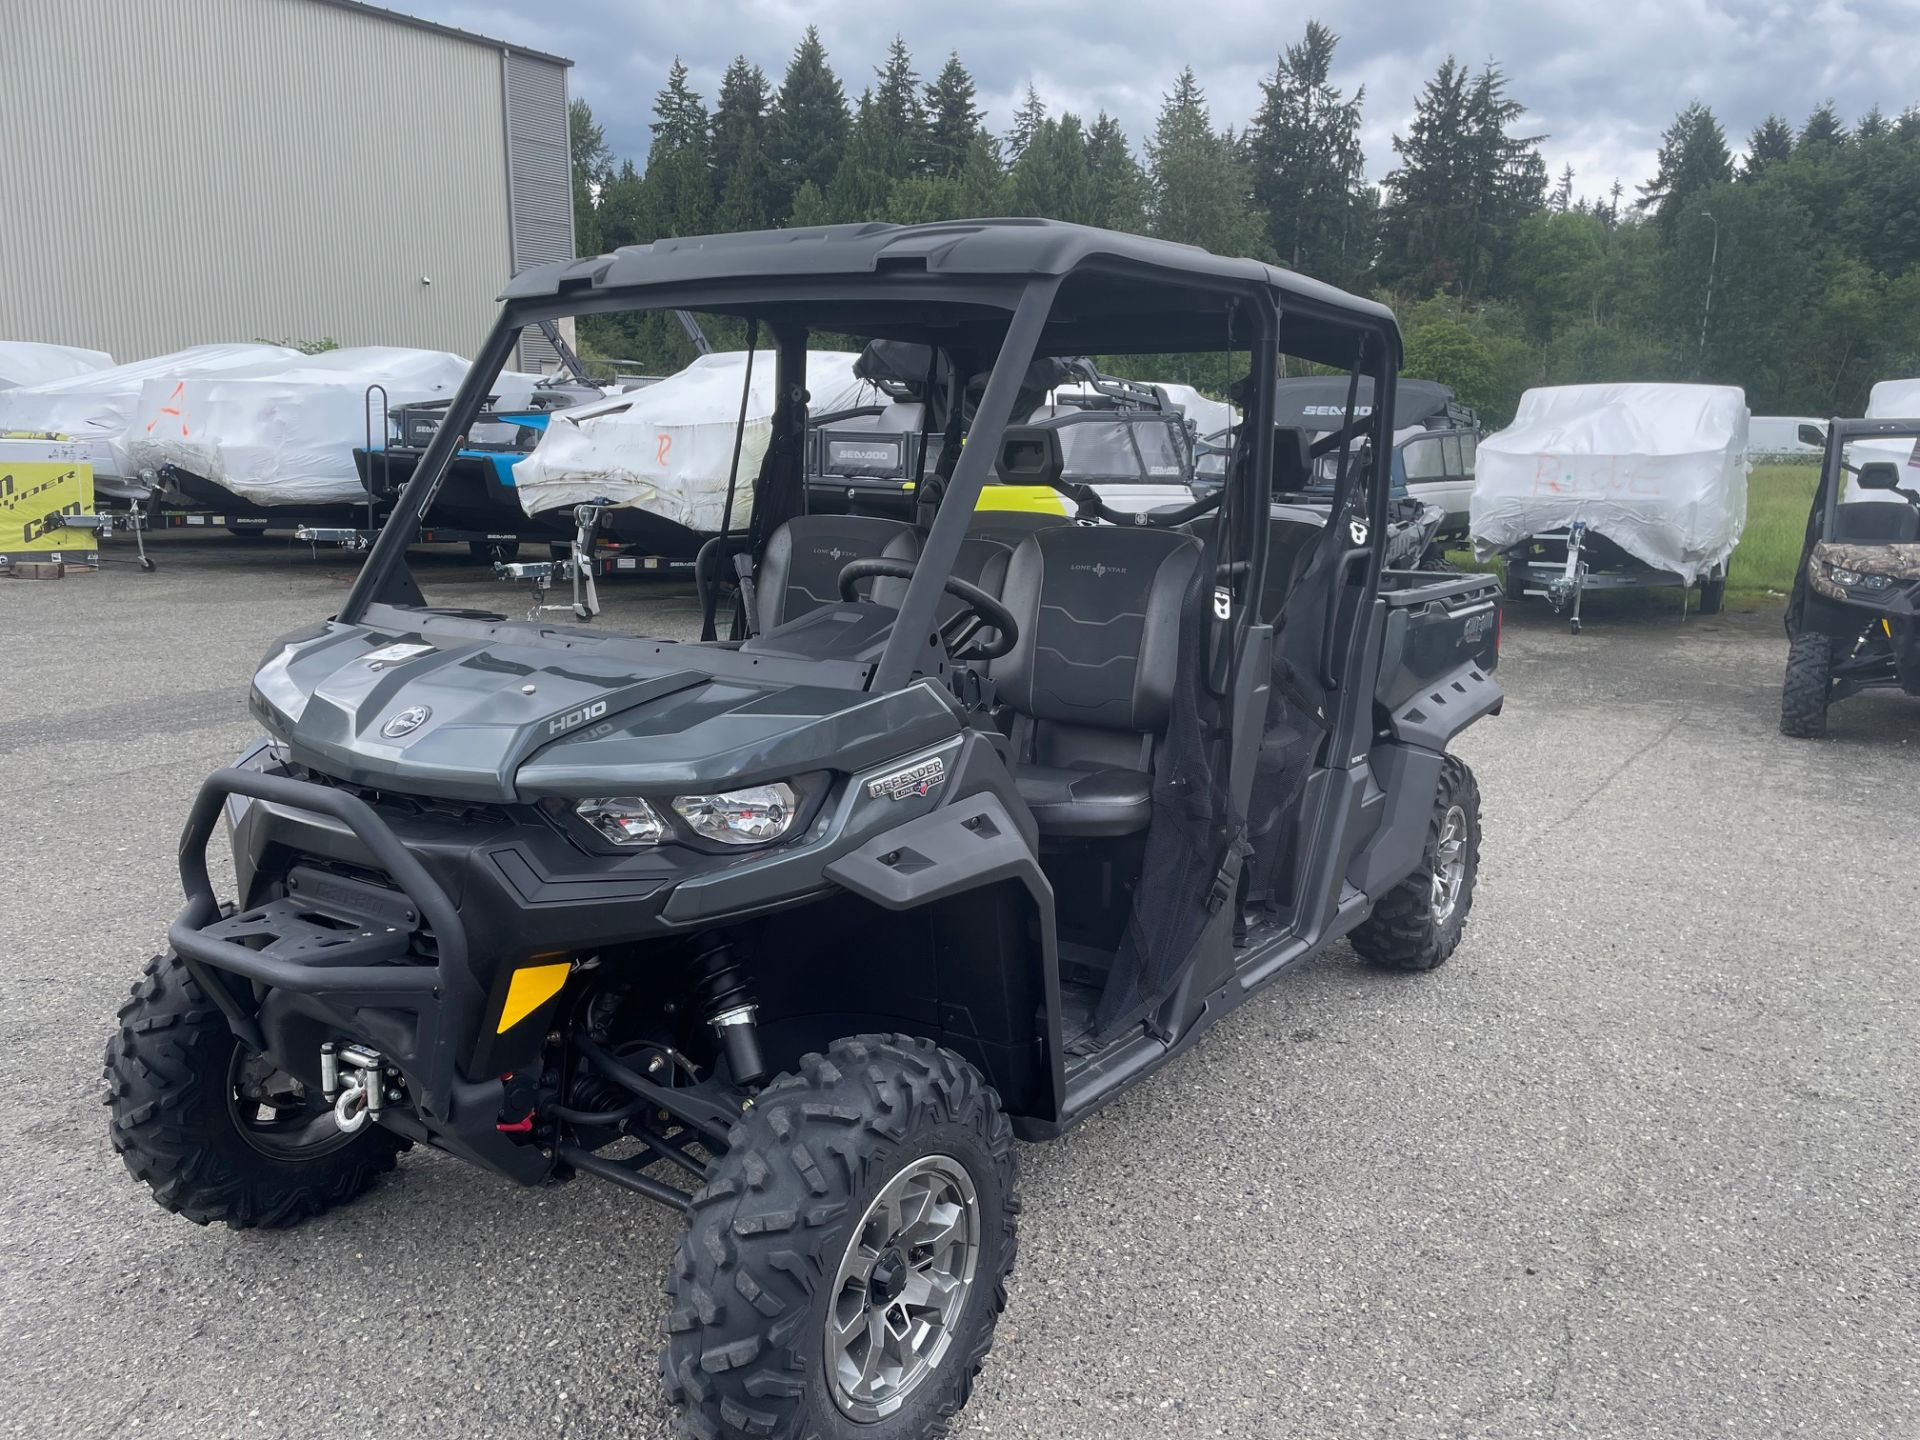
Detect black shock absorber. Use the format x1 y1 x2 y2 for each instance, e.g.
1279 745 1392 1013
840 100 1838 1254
690 934 767 1086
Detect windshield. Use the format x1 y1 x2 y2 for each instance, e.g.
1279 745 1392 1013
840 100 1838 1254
1042 413 1192 483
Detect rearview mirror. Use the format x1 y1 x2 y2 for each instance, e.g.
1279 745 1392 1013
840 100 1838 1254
1798 422 1826 449
1856 461 1903 491
996 425 1065 490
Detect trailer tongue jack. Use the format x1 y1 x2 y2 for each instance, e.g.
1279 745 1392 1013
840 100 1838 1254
494 502 607 620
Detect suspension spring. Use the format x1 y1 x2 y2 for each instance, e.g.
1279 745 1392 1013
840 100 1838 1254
690 935 766 1086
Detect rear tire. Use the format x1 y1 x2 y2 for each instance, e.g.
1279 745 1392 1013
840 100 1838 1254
105 952 404 1229
664 1034 1019 1440
1350 755 1481 971
1780 630 1837 738
1417 552 1461 573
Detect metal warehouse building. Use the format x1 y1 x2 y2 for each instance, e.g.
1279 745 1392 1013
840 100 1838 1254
0 0 573 368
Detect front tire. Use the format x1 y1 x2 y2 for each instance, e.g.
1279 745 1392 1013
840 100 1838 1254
105 952 404 1228
1780 630 1837 737
664 1034 1019 1440
1350 755 1481 971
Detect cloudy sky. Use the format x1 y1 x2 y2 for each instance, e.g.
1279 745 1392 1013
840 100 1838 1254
417 0 1915 201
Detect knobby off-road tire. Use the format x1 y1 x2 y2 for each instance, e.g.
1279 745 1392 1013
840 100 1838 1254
1349 754 1482 971
1779 630 1839 738
664 1034 1019 1440
105 952 404 1228
1417 553 1462 573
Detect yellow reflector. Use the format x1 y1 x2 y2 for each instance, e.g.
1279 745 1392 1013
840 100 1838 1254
497 961 571 1033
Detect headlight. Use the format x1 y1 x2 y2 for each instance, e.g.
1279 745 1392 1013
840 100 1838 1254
575 797 667 846
1827 563 1895 592
672 783 800 846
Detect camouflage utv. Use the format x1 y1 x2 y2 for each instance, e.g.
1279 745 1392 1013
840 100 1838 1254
1781 418 1920 737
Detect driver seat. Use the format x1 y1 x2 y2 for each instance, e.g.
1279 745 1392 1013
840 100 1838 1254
992 525 1201 837
754 515 918 632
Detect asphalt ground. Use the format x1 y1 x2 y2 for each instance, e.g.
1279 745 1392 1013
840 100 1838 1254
1 532 1914 1438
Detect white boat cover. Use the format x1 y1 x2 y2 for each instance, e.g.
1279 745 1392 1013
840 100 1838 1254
1471 383 1750 583
0 342 115 390
513 351 873 527
126 347 541 508
0 343 301 496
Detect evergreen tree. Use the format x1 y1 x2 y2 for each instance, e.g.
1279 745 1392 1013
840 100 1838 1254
1742 114 1794 180
710 57 774 232
644 59 711 239
1378 58 1545 296
568 98 612 255
788 179 832 228
827 89 903 222
1797 101 1848 153
1006 84 1047 163
597 159 648 250
1246 22 1372 286
1637 102 1732 238
770 27 851 216
1084 112 1147 232
1550 164 1575 212
1856 105 1890 141
1144 67 1263 255
872 36 926 173
1003 114 1091 221
922 53 986 176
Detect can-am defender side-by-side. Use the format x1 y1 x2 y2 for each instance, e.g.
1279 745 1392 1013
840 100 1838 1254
1781 416 1920 737
106 220 1503 1440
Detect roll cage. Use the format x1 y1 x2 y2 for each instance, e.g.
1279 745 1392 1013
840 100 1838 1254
339 221 1404 695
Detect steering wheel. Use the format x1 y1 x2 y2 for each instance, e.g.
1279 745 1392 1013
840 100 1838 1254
836 557 1020 661
1050 478 1223 529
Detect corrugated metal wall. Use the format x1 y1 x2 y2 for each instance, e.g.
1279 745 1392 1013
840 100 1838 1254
0 0 570 364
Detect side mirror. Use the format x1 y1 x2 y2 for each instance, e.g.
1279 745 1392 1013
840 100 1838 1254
1857 461 1903 491
1798 422 1827 449
995 425 1066 490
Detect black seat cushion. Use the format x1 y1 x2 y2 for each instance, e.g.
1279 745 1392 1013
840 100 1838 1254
993 526 1201 837
869 534 1012 624
1012 764 1153 838
993 525 1199 731
755 515 918 632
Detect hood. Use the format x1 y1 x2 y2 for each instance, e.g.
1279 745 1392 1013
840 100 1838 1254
249 619 958 803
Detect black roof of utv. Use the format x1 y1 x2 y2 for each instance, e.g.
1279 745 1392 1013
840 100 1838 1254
500 218 1400 367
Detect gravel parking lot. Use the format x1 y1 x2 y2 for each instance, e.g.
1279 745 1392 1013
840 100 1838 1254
2 534 1915 1439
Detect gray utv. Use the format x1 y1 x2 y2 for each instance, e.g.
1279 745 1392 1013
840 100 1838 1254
106 220 1504 1440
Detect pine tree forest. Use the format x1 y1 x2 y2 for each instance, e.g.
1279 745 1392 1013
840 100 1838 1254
568 23 1920 421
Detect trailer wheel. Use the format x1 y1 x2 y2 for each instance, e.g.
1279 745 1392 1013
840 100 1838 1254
1350 755 1481 972
1698 562 1728 615
664 1034 1018 1440
1417 553 1461 573
468 539 520 565
1779 630 1838 738
104 952 405 1229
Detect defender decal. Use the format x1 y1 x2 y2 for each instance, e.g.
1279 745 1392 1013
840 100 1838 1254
868 755 947 801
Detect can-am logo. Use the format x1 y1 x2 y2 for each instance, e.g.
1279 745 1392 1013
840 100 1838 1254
548 699 608 736
381 705 431 738
1070 562 1127 578
868 755 947 801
